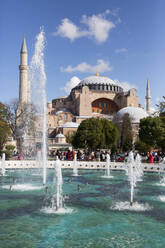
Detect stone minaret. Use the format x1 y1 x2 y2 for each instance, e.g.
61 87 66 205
145 79 151 114
19 37 30 105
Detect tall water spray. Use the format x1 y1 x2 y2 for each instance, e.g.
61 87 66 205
135 154 143 181
1 153 6 176
105 153 111 177
73 153 78 176
30 28 47 185
53 157 63 210
126 151 137 206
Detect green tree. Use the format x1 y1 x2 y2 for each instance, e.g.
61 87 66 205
65 131 76 144
100 119 118 149
6 99 37 140
139 116 165 149
120 113 133 152
72 118 118 150
134 140 151 154
157 116 165 151
0 102 10 151
156 96 165 116
2 145 15 160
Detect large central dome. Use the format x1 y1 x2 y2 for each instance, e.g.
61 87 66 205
79 75 117 86
72 75 123 93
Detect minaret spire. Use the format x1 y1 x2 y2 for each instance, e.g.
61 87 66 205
19 36 30 106
145 78 151 114
21 36 27 54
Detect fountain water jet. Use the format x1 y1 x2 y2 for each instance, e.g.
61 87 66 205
53 156 63 211
135 153 143 181
41 157 73 214
1 153 6 176
102 153 113 178
30 28 47 185
111 151 148 211
105 153 111 177
73 153 79 176
126 151 137 206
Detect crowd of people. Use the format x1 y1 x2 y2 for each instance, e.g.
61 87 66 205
12 148 165 164
53 149 165 163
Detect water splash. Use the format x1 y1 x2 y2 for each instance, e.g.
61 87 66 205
30 27 47 185
135 154 143 181
53 157 63 210
1 184 43 191
125 152 143 206
159 196 165 201
41 157 73 214
105 153 113 178
73 153 79 176
111 201 151 211
1 153 6 176
101 153 113 178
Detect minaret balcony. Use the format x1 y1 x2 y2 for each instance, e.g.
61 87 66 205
19 65 28 70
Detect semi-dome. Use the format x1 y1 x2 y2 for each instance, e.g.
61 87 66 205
116 107 149 123
55 133 65 138
72 75 123 93
56 109 71 115
60 122 79 128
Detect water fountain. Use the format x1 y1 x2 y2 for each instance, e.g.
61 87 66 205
135 153 143 181
1 153 6 176
127 151 136 206
105 152 112 178
1 157 163 246
112 151 150 211
30 28 47 185
53 156 63 211
73 153 79 176
41 156 72 214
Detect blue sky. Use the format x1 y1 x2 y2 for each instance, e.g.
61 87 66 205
1 0 165 111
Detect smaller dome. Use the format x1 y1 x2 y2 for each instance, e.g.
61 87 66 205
60 122 79 128
116 107 149 123
55 133 65 138
56 109 70 115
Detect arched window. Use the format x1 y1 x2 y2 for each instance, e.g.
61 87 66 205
92 98 119 115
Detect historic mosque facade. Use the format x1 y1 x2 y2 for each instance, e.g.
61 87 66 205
18 38 151 148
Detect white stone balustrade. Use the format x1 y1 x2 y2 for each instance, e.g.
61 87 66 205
0 160 165 172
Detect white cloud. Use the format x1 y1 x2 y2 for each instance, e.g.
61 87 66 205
53 10 117 43
61 59 112 74
81 14 115 43
61 76 80 94
53 18 88 41
115 48 128 54
114 80 137 91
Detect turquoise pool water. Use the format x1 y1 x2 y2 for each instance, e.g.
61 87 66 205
0 169 165 248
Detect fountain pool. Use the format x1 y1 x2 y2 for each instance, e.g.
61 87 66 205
0 169 165 247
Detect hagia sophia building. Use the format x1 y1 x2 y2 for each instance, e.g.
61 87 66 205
18 38 151 150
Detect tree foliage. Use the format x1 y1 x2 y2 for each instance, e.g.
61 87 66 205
6 99 37 140
72 118 118 150
1 145 15 160
120 113 133 151
134 140 151 154
139 116 165 151
0 102 10 151
65 131 76 144
156 96 165 116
